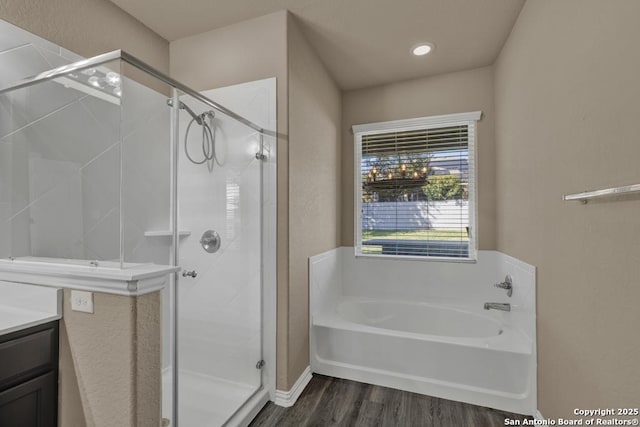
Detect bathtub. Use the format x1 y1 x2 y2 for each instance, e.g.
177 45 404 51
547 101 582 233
309 248 537 416
312 297 535 414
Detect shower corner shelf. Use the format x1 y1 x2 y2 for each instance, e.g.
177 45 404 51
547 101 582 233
143 230 191 238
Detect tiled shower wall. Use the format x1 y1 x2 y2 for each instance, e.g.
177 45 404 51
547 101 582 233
0 20 171 265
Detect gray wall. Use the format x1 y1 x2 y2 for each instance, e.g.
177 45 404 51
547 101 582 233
0 0 168 73
287 14 342 389
494 0 640 418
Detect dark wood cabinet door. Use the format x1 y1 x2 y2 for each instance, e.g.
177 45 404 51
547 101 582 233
0 371 57 427
0 324 57 392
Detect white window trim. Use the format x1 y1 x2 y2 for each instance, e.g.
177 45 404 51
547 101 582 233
353 111 481 262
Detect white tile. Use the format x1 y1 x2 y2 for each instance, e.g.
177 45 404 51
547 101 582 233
25 166 85 259
82 209 120 260
80 143 120 234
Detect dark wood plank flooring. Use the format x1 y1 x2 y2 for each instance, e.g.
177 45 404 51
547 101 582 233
250 375 531 427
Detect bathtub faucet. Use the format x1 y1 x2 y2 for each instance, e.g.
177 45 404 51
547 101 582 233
484 302 511 312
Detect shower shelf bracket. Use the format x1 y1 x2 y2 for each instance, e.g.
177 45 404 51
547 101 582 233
144 230 191 238
563 183 640 204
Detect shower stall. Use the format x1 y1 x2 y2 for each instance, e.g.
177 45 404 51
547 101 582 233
0 40 276 427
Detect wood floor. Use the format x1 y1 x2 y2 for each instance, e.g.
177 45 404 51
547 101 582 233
249 375 532 427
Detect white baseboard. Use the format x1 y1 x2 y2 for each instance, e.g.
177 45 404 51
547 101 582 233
274 366 312 408
535 410 544 420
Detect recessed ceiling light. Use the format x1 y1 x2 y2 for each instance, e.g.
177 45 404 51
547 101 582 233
412 43 434 56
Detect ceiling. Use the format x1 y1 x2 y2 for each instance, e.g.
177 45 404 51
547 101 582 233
109 0 525 90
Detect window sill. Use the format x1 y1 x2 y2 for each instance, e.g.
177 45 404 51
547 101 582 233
354 253 477 264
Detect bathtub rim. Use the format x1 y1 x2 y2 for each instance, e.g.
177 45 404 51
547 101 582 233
337 297 504 338
314 296 534 355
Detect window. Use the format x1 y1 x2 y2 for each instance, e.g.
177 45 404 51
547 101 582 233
353 111 480 261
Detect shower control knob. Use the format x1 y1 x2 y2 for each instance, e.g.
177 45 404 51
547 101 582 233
200 230 221 253
182 270 198 278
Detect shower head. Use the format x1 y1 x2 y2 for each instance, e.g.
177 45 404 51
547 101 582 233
167 98 221 168
167 98 206 125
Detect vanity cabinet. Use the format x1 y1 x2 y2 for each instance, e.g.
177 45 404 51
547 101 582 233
0 321 59 427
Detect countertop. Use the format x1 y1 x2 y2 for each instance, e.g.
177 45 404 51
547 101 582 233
0 280 62 336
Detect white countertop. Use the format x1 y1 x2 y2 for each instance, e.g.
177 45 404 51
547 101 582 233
0 306 61 336
0 281 62 336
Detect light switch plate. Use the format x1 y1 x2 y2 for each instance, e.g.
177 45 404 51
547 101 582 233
70 290 94 313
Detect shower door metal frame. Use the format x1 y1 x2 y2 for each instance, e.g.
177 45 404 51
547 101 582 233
169 89 181 426
0 49 275 139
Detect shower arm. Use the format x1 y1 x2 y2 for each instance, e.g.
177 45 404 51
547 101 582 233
167 99 212 125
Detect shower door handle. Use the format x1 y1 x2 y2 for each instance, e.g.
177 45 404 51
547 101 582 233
182 270 198 278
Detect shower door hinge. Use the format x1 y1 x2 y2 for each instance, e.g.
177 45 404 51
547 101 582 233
256 359 265 369
255 152 267 161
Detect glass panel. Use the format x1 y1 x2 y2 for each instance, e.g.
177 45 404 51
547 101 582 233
0 57 123 264
116 65 177 426
176 88 263 426
120 62 173 268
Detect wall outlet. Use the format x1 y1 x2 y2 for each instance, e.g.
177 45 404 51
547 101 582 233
70 290 94 314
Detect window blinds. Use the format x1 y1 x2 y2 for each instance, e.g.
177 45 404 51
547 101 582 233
358 124 474 259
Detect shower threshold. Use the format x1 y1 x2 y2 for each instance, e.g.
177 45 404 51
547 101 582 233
162 369 260 426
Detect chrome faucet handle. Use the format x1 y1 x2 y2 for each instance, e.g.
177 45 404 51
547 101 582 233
494 275 513 297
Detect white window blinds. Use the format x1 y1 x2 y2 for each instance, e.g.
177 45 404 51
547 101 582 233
354 112 479 260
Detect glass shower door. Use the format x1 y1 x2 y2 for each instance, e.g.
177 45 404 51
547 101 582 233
175 92 263 426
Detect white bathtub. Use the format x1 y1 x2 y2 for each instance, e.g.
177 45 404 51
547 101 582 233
309 249 537 416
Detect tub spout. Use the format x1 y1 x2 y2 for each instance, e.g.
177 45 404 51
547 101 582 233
484 302 511 312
